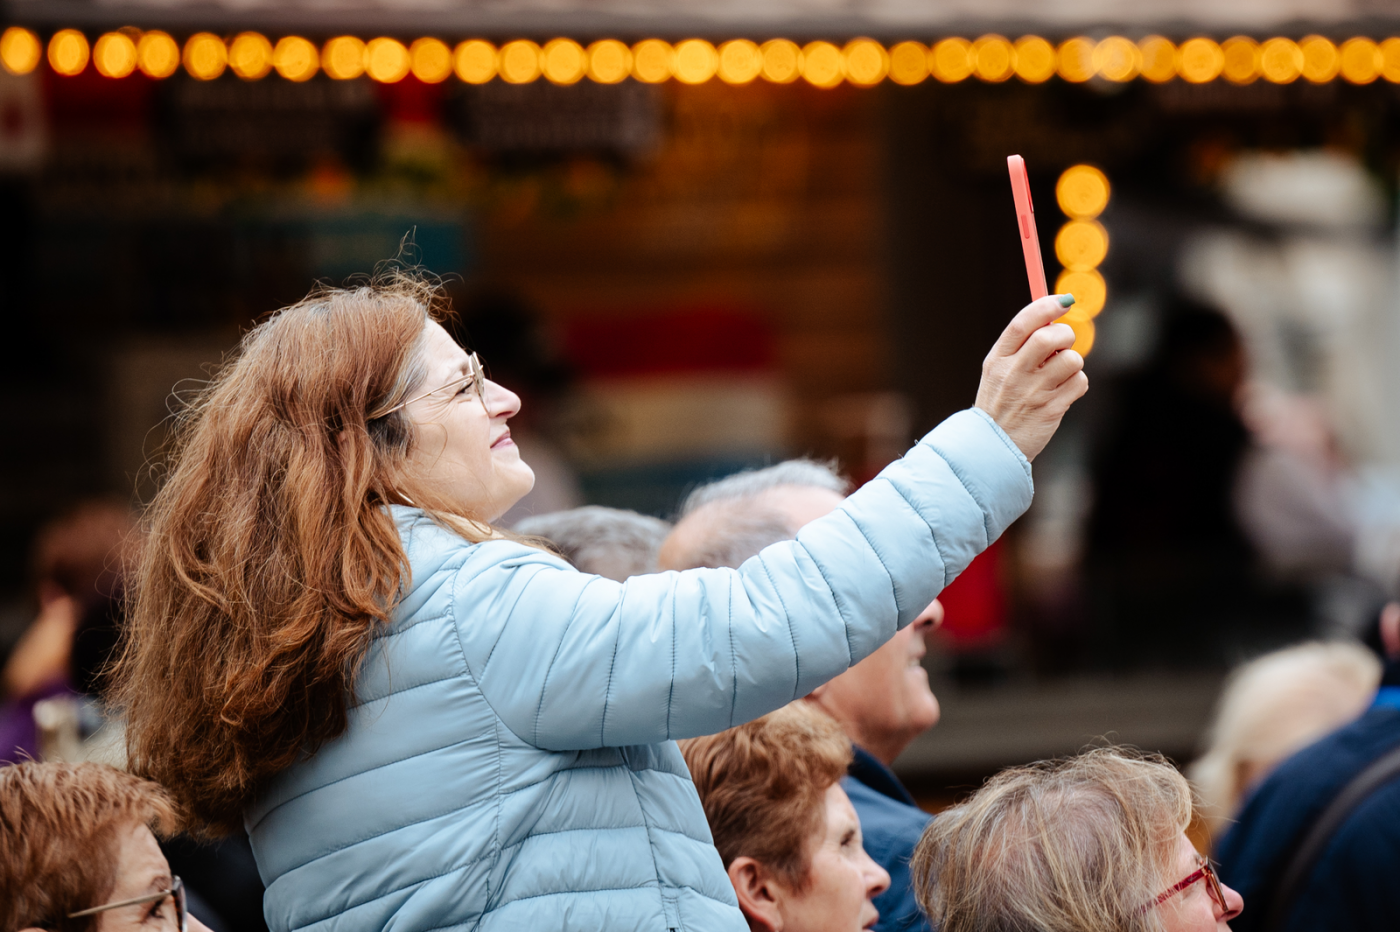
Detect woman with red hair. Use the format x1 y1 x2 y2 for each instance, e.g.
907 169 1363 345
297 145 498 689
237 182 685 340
114 273 1085 932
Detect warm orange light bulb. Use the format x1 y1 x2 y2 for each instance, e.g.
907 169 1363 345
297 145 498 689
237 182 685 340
0 27 41 75
631 39 673 83
137 31 180 78
1013 36 1055 83
48 29 90 77
499 39 542 83
930 37 973 82
228 32 273 80
587 39 632 84
673 38 718 84
93 32 137 79
1094 36 1141 82
542 38 586 85
843 38 889 86
454 40 497 84
888 41 928 85
759 39 801 83
322 36 366 80
410 37 452 83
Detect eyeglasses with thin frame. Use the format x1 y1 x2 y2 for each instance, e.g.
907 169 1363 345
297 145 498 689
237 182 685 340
69 874 187 930
377 352 487 417
1150 856 1230 916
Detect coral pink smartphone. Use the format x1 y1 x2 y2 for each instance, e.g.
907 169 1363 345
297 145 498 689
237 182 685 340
1007 155 1049 301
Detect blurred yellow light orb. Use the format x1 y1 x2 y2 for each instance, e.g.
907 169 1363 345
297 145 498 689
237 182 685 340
137 31 180 78
1220 36 1260 84
1 27 41 76
454 40 497 84
930 37 973 83
499 39 542 84
1057 37 1096 82
1064 316 1097 356
801 41 843 88
183 32 227 81
843 38 888 86
542 38 586 85
972 35 1015 82
760 39 801 83
1176 37 1223 83
273 36 318 81
1056 269 1107 318
1055 220 1110 271
1138 36 1177 82
365 37 411 83
717 39 761 84
410 37 452 83
322 36 365 80
1381 38 1400 83
1056 164 1110 220
1300 35 1339 83
631 39 674 83
48 29 90 77
588 39 632 83
888 40 928 85
94 32 137 79
1260 37 1303 83
1013 36 1055 83
1094 36 1140 82
228 32 273 80
1339 37 1381 84
674 39 718 84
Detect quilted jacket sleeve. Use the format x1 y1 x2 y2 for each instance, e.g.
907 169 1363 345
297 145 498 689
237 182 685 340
445 408 1032 750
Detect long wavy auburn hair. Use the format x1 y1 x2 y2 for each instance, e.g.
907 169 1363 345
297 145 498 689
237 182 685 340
113 272 495 836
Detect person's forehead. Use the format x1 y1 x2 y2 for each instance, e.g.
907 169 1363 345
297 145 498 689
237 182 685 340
824 783 859 830
421 322 470 377
115 823 172 892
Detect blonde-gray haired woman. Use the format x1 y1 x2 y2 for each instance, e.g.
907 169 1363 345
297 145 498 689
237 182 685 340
912 748 1244 932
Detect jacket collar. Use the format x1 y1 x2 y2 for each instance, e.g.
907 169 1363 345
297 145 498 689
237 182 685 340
848 745 918 808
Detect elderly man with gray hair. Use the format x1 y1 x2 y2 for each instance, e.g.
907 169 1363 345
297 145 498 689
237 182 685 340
515 506 671 582
660 460 945 932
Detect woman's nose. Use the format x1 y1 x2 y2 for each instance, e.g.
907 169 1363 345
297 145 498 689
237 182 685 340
863 852 891 897
1219 883 1244 921
484 380 522 419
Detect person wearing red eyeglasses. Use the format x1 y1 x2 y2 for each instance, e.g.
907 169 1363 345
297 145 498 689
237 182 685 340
910 747 1243 932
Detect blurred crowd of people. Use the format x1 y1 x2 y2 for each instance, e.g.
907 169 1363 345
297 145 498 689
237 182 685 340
3 279 1399 932
6 469 1400 931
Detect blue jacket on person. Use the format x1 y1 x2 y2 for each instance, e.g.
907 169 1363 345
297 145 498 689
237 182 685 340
1216 667 1400 932
243 409 1033 932
843 747 933 932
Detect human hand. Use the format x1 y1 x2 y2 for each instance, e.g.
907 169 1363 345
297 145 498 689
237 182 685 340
974 295 1088 461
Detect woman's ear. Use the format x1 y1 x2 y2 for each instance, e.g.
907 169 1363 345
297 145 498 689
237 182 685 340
728 856 784 932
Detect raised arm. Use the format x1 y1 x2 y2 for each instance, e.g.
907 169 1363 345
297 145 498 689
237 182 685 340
452 295 1084 750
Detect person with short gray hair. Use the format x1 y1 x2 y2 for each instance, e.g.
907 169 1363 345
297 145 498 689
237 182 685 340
659 458 947 932
514 506 671 581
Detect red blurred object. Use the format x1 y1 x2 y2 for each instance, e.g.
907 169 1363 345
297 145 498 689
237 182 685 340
937 539 1008 647
43 66 154 134
376 74 443 124
564 307 776 379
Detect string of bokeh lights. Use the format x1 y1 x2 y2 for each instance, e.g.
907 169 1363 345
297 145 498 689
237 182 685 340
2 28 1400 86
1053 165 1111 357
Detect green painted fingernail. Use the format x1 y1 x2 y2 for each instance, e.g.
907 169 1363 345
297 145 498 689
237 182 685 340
1058 293 1076 307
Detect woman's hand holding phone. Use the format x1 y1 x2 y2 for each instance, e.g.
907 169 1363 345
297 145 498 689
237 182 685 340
975 295 1088 462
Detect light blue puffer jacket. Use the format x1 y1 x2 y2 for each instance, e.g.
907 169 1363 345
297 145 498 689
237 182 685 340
245 408 1032 932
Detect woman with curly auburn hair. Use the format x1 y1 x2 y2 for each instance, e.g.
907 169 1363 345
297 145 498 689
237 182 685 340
113 271 1086 932
911 747 1245 932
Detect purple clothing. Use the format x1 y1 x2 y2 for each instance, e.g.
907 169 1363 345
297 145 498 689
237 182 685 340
0 679 72 764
